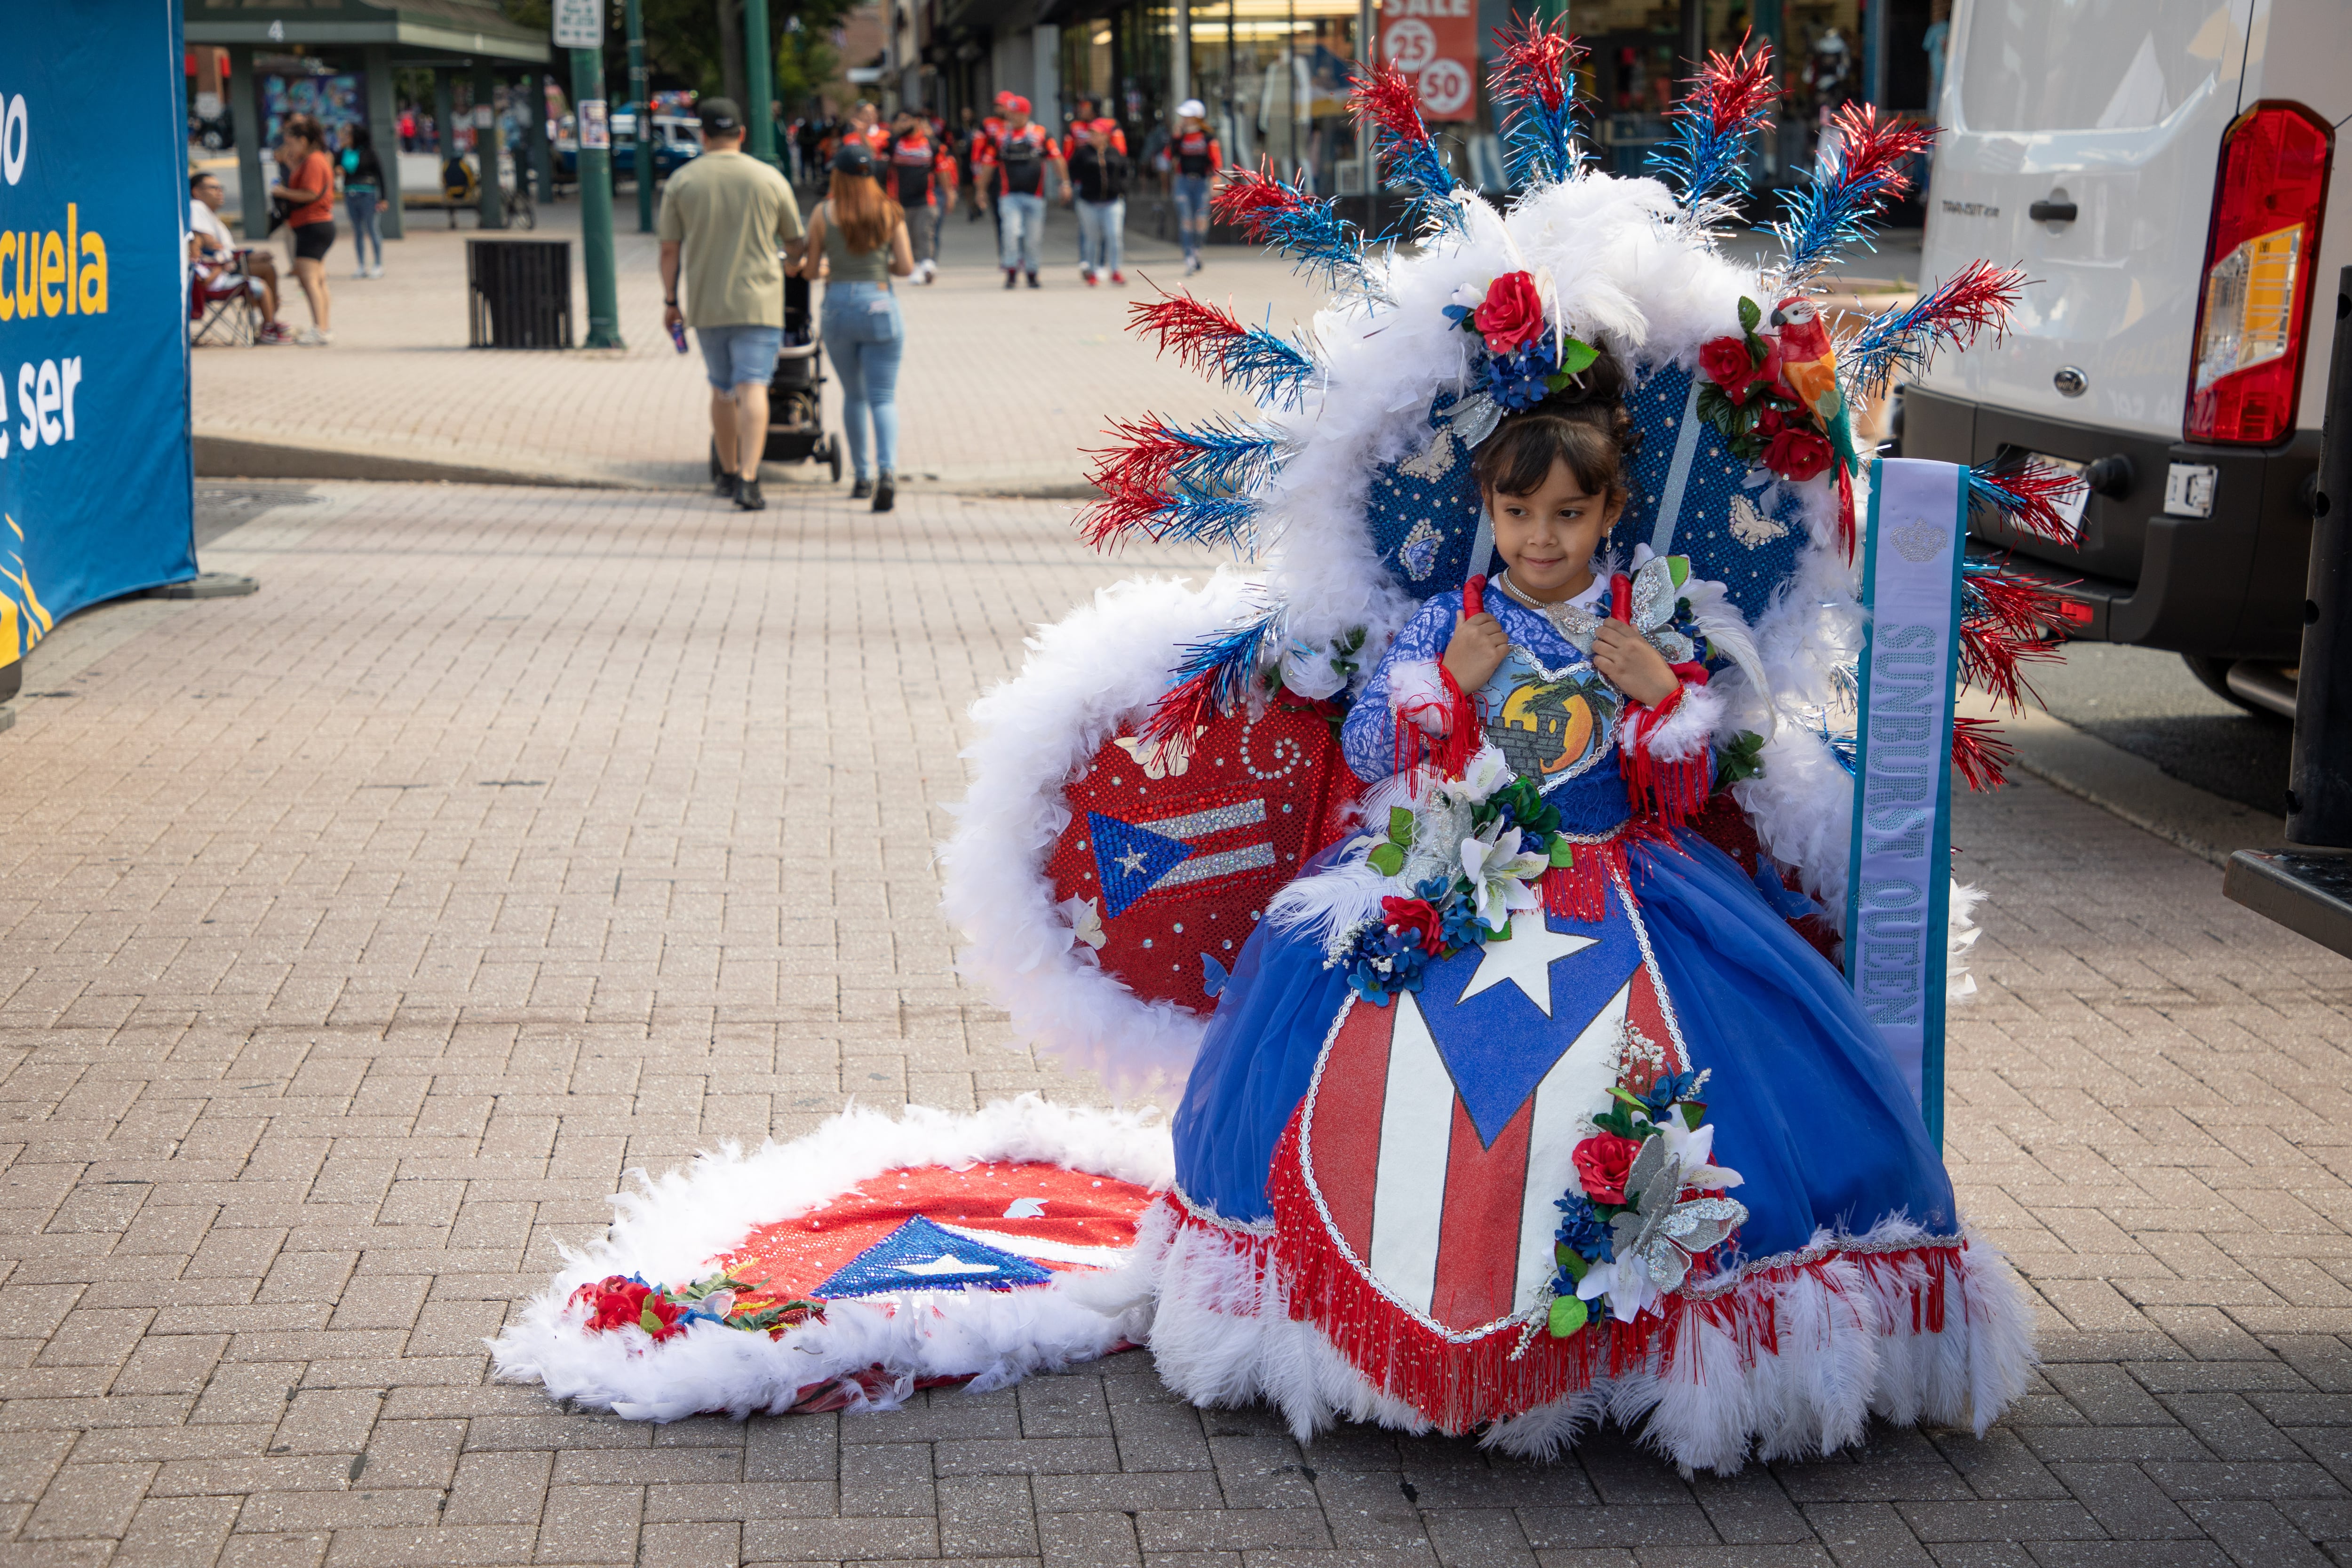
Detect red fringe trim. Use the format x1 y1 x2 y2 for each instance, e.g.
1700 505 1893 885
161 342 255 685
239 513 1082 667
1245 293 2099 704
1391 663 1479 788
1261 1111 1979 1430
1620 677 1712 830
1266 1116 1614 1430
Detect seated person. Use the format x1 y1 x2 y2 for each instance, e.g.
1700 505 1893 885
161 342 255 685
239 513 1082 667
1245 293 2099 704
189 171 287 342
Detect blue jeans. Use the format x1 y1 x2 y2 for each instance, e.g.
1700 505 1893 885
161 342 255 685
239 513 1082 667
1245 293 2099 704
1077 198 1124 274
345 191 383 269
821 281 904 480
1173 174 1211 259
996 191 1046 274
697 323 784 389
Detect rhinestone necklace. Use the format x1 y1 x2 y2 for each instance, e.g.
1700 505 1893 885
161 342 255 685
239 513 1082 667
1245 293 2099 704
1491 570 1603 649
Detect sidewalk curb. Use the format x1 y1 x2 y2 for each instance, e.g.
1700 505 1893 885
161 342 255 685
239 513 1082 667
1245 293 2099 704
194 432 655 490
1956 688 2285 867
194 431 1102 500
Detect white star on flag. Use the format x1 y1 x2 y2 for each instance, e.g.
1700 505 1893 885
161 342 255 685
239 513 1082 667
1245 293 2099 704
1455 917 1597 1018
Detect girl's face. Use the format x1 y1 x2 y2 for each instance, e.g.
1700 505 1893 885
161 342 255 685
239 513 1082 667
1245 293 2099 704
1487 458 1621 603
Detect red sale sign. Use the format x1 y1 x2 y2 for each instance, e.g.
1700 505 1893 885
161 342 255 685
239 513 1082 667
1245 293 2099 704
1379 0 1479 121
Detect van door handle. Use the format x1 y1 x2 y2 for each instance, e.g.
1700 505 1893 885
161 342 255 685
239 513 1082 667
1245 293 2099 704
2030 199 2078 223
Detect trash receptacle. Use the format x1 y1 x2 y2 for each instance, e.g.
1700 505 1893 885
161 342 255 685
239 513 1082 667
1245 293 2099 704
468 238 572 349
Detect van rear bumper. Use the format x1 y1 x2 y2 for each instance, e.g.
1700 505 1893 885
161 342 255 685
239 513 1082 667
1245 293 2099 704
1896 385 2319 661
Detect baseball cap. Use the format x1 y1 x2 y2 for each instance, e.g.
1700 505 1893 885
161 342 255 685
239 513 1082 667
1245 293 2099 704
698 97 743 134
830 142 876 177
1177 98 1206 119
994 90 1018 109
1002 94 1031 116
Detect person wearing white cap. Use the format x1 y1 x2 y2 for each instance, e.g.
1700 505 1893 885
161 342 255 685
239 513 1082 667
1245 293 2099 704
1169 99 1222 276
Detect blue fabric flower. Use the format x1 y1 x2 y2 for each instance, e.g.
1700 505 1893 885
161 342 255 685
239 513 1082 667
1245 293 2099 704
1641 1069 1704 1118
1553 1192 1613 1263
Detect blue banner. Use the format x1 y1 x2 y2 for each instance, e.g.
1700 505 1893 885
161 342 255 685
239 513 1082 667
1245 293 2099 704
1843 457 1969 1148
0 0 197 673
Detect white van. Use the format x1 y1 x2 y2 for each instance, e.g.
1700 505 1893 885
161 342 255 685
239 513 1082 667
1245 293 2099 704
1897 0 2344 716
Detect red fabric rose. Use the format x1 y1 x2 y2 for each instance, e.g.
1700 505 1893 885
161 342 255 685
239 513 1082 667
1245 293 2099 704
641 1294 687 1342
1698 334 1783 403
1381 896 1445 955
574 1276 653 1333
1763 422 1835 482
1572 1133 1645 1205
1474 271 1548 356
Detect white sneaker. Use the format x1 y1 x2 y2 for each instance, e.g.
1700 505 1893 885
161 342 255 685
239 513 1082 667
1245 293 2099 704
369 265 386 279
294 327 333 346
1183 254 1201 275
353 267 368 279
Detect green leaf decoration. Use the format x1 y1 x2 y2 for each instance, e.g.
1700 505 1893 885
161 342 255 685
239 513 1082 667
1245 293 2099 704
1682 1101 1707 1130
1556 1247 1590 1281
1738 295 1762 332
1609 1086 1650 1112
1548 836 1576 868
1558 336 1601 376
1389 807 1417 848
1667 556 1690 589
1548 1295 1589 1338
1488 917 1513 942
1744 329 1770 366
1367 843 1405 877
640 1304 665 1334
1713 729 1768 789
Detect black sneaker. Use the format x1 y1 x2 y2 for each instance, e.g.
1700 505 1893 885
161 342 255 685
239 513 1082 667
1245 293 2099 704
1004 269 1018 290
735 478 766 511
873 470 896 513
850 477 874 500
1026 272 1041 289
715 470 739 500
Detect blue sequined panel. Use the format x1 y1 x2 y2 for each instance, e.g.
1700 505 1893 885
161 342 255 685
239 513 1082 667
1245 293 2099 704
1363 392 1491 600
1608 362 1814 628
812 1215 1055 1299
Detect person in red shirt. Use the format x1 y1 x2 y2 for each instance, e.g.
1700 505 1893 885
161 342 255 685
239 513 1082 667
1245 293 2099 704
845 100 889 154
985 95 1067 289
886 105 957 284
1169 99 1222 276
1061 97 1128 159
269 112 337 343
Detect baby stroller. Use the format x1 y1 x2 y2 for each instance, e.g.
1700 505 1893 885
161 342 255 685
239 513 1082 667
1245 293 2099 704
708 274 842 484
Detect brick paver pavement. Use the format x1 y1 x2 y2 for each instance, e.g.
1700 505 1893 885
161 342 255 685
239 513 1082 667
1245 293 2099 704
3 478 2352 1568
190 201 1325 492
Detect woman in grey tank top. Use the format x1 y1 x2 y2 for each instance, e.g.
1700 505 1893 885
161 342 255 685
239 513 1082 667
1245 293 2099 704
805 143 916 512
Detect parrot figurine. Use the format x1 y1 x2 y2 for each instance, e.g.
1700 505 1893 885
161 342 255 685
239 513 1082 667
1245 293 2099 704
1771 294 1862 554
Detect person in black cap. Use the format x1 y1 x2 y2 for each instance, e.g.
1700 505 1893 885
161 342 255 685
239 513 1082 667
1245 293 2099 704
805 141 914 511
658 96 807 510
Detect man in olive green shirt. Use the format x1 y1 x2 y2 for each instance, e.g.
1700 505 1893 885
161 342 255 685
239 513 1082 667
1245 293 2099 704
659 98 807 510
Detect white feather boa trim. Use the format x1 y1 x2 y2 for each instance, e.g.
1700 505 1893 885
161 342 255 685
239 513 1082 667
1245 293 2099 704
1634 680 1724 763
1138 1206 2035 1475
488 1098 1174 1422
939 574 1264 1093
1387 660 1455 735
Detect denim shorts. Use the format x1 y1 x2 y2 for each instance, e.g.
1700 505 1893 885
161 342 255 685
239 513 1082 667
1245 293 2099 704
696 323 783 390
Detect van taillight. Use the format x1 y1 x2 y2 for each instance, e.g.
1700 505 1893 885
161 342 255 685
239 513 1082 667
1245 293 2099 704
2186 102 2332 446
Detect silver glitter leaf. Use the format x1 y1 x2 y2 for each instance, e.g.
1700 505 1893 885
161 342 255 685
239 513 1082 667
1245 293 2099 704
1446 393 1503 449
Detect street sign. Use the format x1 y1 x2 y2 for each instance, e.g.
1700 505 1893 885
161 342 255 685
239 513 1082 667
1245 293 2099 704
552 0 602 50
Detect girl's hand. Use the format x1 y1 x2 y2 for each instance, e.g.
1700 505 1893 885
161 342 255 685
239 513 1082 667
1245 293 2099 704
1590 622 1679 706
1441 612 1510 692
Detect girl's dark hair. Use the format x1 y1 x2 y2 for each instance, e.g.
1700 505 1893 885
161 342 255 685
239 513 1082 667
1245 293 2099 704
1470 347 1637 508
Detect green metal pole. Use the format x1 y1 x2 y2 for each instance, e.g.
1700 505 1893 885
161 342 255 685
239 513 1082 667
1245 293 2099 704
744 0 778 167
626 0 654 232
570 47 625 347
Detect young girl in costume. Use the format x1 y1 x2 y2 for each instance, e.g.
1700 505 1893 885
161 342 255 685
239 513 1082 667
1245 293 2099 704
1151 358 2026 1468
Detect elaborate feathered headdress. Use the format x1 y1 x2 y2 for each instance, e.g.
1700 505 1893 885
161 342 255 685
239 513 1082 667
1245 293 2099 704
949 26 2079 1088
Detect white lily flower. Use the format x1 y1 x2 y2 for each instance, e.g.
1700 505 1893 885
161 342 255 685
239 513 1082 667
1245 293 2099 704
1461 820 1547 931
1649 1115 1743 1190
1574 1256 1660 1324
1437 742 1512 807
1449 280 1488 309
1059 894 1107 952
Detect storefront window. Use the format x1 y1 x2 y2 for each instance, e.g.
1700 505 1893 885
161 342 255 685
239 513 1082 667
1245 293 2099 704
1181 0 1360 193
